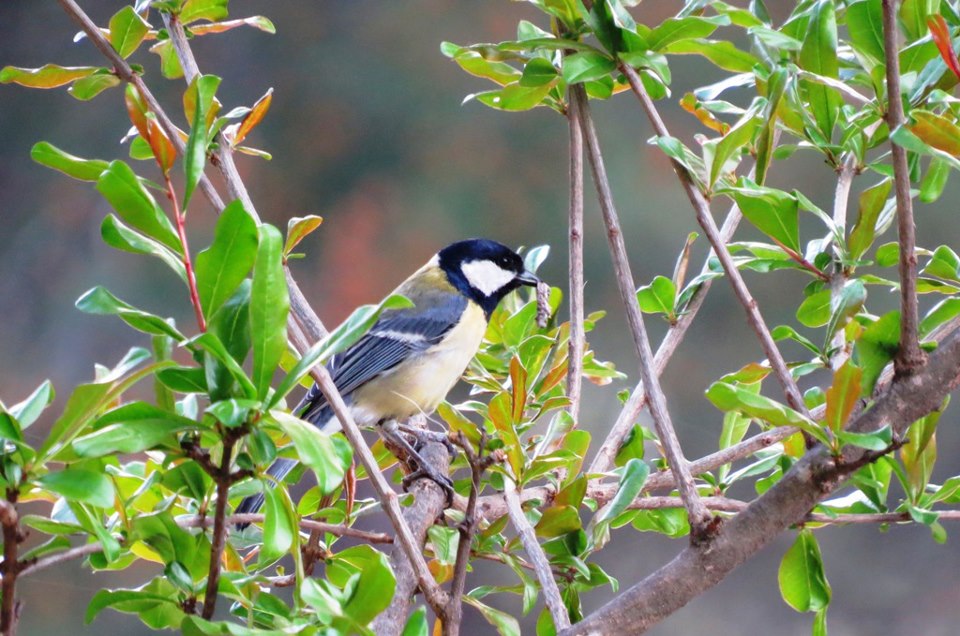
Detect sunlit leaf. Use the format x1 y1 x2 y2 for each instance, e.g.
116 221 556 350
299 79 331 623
0 64 98 88
109 5 150 59
778 529 831 612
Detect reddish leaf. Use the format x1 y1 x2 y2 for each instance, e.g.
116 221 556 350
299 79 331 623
233 88 273 146
680 92 729 134
928 15 960 81
124 84 151 142
146 114 176 175
824 360 862 434
190 16 276 36
284 214 324 256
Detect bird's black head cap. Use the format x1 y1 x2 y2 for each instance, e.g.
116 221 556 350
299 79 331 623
438 238 540 317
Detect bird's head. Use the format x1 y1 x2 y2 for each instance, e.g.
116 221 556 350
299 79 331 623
437 238 541 316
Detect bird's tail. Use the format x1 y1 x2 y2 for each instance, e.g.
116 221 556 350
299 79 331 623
235 399 339 527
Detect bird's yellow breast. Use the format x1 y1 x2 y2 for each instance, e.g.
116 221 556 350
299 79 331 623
351 300 487 421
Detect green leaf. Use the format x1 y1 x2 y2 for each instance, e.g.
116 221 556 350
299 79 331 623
109 6 150 58
648 16 729 50
195 200 258 317
797 288 832 328
76 286 186 341
823 360 862 433
706 381 828 442
401 607 428 636
9 380 54 429
179 0 229 24
534 505 581 538
920 298 960 337
520 57 558 87
270 411 352 494
342 548 396 625
857 311 900 394
68 70 121 100
96 161 182 253
259 483 296 567
250 224 289 400
300 577 343 621
590 458 649 549
846 0 885 66
36 468 114 508
442 43 522 86
725 180 800 252
799 0 841 139
284 215 323 257
182 75 221 209
0 64 98 88
85 586 181 625
73 412 194 458
31 142 109 181
38 348 157 460
923 245 960 282
836 425 893 451
778 529 831 612
562 51 616 84
703 100 763 187
662 39 760 73
463 596 521 636
470 82 554 111
900 0 941 40
156 366 208 393
636 275 676 316
825 280 867 343
101 215 186 281
190 331 257 398
920 157 950 203
848 179 892 261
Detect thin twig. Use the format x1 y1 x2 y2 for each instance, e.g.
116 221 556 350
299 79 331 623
504 479 570 631
444 434 489 636
166 175 207 332
201 435 237 619
590 181 747 475
619 63 808 418
573 85 712 536
881 0 924 375
56 0 226 212
566 87 585 421
308 366 448 614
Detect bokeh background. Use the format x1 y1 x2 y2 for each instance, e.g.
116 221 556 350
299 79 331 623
2 1 960 634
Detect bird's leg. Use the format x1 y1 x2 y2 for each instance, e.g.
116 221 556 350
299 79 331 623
378 419 455 506
395 422 457 457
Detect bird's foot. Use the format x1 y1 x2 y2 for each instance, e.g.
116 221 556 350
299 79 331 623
396 423 457 457
380 421 456 507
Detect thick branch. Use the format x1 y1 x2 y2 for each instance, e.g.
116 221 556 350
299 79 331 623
562 328 960 635
881 0 924 374
504 479 570 631
372 440 451 635
573 85 711 535
620 64 808 420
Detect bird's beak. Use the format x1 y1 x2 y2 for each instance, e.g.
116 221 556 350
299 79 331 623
516 270 541 287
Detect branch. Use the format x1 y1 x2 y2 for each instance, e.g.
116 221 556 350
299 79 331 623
572 85 712 536
504 479 570 631
881 0 924 374
561 327 960 635
566 87 585 421
443 434 490 636
371 438 452 635
619 63 809 418
589 178 747 475
201 435 238 619
55 0 226 212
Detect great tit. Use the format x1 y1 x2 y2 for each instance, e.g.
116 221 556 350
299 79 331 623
237 238 542 517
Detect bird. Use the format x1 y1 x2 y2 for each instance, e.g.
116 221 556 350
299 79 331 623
236 238 542 518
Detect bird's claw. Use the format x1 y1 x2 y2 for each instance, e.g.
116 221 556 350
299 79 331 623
401 463 455 506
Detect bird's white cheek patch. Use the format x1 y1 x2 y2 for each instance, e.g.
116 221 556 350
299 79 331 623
462 259 515 296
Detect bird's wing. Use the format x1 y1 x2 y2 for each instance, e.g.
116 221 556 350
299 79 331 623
296 292 468 424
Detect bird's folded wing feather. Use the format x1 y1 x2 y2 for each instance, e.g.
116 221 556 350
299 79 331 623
296 292 468 424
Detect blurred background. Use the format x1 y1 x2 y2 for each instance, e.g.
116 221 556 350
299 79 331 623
2 1 960 634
